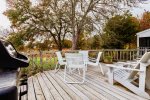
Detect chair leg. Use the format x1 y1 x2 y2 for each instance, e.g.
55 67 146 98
108 67 114 85
78 68 81 75
85 64 87 71
55 62 58 71
55 64 60 73
64 65 67 82
82 68 86 83
99 63 104 75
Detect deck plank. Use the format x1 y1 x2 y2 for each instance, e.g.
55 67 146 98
44 71 72 100
28 77 36 100
37 73 54 100
48 72 82 100
32 75 45 100
40 73 63 100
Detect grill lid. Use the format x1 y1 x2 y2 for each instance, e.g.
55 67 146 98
0 39 29 70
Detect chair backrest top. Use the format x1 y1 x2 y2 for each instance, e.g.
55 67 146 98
139 52 150 63
79 51 88 61
65 53 84 67
95 52 102 64
55 51 64 64
127 52 150 79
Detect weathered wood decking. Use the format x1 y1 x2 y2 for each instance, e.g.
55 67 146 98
22 66 148 100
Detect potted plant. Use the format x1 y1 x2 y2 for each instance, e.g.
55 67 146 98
103 56 113 64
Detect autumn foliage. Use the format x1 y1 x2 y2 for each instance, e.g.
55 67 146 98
140 11 150 31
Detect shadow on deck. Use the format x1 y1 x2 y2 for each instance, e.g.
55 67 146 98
22 65 147 100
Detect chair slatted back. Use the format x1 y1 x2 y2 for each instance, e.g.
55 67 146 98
127 52 150 79
95 52 102 65
79 51 88 62
55 51 64 65
65 53 84 68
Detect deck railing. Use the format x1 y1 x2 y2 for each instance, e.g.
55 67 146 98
26 48 149 69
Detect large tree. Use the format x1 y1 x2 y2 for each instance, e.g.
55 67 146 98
6 0 70 50
102 12 140 49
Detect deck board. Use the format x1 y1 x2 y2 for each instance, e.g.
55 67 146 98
44 71 72 100
49 72 82 100
24 66 148 100
41 73 63 100
28 77 36 100
37 73 54 100
32 76 45 100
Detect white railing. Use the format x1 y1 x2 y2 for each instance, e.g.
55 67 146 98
24 48 149 75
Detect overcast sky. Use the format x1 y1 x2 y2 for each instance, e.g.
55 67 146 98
0 0 10 29
0 0 150 29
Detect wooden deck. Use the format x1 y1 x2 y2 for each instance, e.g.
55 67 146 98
21 66 148 100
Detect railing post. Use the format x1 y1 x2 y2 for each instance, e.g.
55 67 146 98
31 54 34 67
39 50 43 69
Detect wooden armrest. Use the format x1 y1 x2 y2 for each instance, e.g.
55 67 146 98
106 64 143 72
117 61 137 65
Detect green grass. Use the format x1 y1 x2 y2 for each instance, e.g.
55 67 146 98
21 57 57 76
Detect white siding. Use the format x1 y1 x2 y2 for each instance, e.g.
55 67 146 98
136 29 150 38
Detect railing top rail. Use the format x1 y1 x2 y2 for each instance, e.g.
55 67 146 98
25 48 150 55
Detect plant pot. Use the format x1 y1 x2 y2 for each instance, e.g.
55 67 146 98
103 59 113 64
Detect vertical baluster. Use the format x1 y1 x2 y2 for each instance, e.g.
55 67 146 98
39 50 43 71
122 51 123 61
116 50 118 61
32 54 34 67
130 50 131 61
120 51 122 60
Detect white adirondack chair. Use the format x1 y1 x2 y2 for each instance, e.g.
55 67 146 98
87 52 104 75
55 51 66 73
106 52 150 99
64 53 86 84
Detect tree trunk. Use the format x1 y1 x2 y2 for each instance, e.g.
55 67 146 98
71 0 77 50
72 32 80 50
58 36 63 51
58 45 62 51
72 34 77 50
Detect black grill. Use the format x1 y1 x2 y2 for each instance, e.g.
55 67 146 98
0 39 29 69
0 39 29 100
